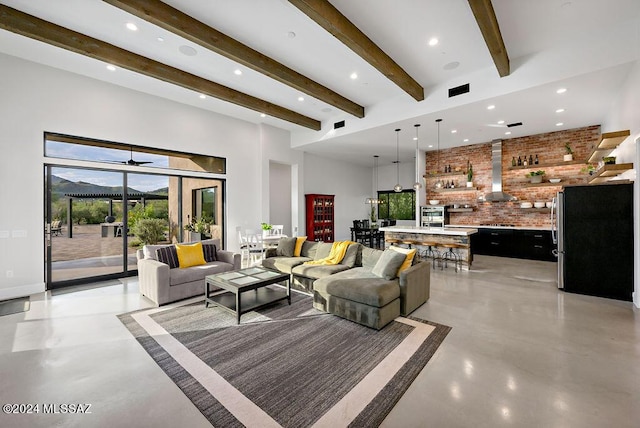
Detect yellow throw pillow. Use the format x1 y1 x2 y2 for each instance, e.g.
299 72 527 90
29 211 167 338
389 246 417 274
175 242 206 268
293 237 307 257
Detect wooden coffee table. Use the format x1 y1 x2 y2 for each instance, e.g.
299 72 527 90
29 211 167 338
204 267 290 324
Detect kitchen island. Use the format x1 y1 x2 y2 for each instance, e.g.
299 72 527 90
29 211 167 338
379 225 478 269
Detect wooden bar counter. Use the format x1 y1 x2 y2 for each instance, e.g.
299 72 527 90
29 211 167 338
379 225 478 269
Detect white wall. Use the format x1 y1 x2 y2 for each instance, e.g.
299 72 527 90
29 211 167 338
603 59 640 307
303 153 370 241
0 54 262 298
268 162 292 236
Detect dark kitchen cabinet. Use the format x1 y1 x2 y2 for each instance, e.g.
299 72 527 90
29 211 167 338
471 228 555 261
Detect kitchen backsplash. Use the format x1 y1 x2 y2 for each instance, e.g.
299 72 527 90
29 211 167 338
424 125 601 228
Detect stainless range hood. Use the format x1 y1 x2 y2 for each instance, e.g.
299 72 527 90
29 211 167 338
479 140 517 202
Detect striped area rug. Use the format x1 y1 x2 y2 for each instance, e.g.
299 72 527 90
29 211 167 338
118 291 450 427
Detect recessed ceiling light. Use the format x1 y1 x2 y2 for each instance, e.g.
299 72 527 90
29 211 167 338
126 22 138 31
199 94 206 99
298 96 304 102
106 65 116 71
350 72 358 80
413 137 418 141
287 31 296 39
428 145 433 148
497 120 505 124
556 88 567 94
179 45 197 56
556 122 563 126
428 37 438 46
487 105 495 110
463 139 469 142
505 131 511 135
260 113 266 118
157 37 164 42
556 108 565 113
234 69 242 76
443 61 460 70
451 129 457 134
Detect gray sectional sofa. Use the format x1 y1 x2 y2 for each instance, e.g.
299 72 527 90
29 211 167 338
137 238 240 306
262 240 430 329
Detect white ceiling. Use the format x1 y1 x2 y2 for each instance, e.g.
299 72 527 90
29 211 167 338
1 0 639 166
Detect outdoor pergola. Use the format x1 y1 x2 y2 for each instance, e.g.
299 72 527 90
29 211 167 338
62 192 168 238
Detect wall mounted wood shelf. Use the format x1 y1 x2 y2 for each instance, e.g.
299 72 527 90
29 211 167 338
588 163 634 184
587 130 630 163
449 208 474 213
431 187 478 193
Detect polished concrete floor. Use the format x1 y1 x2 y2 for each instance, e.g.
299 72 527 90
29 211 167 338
0 256 638 427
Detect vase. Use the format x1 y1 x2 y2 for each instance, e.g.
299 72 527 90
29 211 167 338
564 154 573 162
466 181 473 188
530 175 543 184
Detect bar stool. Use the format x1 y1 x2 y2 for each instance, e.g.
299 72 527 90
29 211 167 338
421 241 441 269
385 237 401 247
441 243 464 272
401 239 420 249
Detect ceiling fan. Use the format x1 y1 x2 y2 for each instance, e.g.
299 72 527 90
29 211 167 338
121 147 152 166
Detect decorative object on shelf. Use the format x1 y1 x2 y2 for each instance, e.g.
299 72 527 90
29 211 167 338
429 200 440 205
534 201 546 208
526 170 546 184
466 161 473 187
260 222 272 231
602 156 616 165
523 155 528 166
434 119 444 189
549 178 562 183
511 156 516 167
393 128 402 192
517 156 522 166
564 143 574 161
534 154 539 164
520 202 533 209
546 201 553 208
413 124 422 190
581 164 596 175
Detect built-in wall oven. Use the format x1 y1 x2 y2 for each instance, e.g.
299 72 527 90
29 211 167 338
420 205 449 228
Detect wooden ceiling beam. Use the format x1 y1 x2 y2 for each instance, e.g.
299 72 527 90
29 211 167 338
0 4 321 130
467 0 510 77
287 0 424 102
103 0 364 118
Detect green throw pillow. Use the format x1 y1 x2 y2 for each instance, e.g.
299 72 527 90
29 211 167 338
276 237 297 257
371 249 406 280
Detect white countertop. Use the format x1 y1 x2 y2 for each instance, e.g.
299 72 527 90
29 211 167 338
379 226 478 236
447 224 552 231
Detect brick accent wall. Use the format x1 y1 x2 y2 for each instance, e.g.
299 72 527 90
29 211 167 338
424 125 601 228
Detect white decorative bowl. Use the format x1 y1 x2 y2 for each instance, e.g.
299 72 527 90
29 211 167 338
534 201 546 208
546 201 553 208
520 202 533 209
549 178 561 183
429 200 440 205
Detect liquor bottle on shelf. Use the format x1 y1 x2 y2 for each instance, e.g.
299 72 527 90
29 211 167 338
523 155 528 166
529 154 533 165
512 156 516 167
534 154 539 165
517 156 522 166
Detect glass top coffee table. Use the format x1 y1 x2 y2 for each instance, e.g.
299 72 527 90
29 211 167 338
205 267 290 324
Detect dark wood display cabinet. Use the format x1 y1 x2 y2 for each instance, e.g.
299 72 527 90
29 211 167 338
305 194 334 242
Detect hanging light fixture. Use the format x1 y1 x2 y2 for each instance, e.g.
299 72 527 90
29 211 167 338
366 155 383 204
393 128 403 192
413 124 422 190
435 119 444 189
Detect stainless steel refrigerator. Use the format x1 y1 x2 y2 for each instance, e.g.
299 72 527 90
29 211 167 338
552 183 634 301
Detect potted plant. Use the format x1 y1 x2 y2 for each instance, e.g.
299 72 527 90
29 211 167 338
527 170 545 183
581 163 596 175
602 156 616 165
564 143 574 161
184 216 212 241
261 222 272 237
466 163 473 187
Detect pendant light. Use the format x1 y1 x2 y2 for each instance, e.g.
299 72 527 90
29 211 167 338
413 124 422 190
434 119 444 189
393 128 402 192
366 155 382 204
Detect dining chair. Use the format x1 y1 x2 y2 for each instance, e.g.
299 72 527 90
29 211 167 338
245 229 264 265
